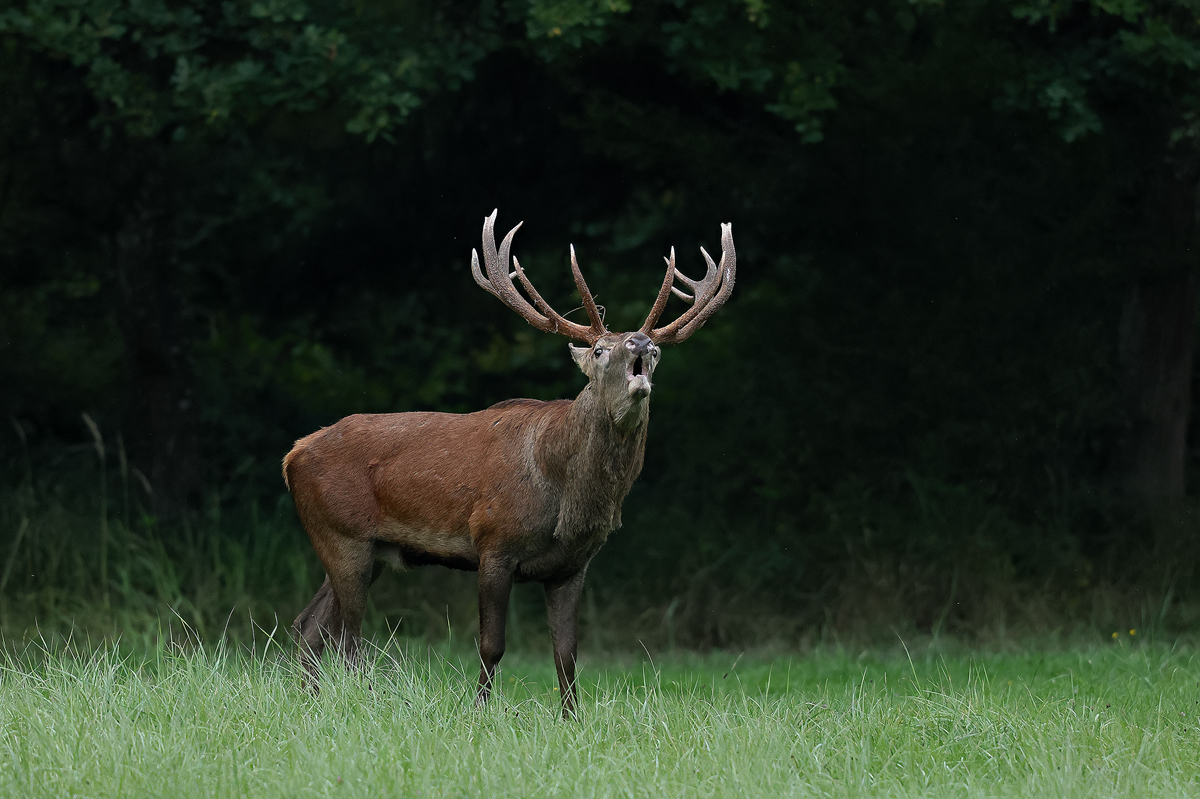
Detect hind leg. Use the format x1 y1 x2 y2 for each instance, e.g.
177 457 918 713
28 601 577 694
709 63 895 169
293 537 376 684
324 553 375 671
293 576 337 688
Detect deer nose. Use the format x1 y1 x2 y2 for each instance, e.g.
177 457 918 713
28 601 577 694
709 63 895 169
626 332 654 355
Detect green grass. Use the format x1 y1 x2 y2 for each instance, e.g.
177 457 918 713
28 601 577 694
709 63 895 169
2 636 1198 798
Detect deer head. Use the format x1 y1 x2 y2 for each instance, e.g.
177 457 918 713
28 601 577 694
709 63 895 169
471 209 736 428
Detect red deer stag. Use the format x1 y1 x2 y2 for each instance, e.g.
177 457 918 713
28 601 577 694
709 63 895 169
285 209 735 716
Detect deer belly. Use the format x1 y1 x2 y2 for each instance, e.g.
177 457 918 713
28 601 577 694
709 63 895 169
374 520 479 570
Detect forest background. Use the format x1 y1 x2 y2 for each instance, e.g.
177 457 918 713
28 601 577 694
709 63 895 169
3 0 1200 648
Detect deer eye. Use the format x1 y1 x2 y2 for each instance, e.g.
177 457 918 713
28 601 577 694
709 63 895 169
593 347 604 358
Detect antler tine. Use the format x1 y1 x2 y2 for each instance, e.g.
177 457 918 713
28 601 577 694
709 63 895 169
478 210 542 320
471 249 502 299
511 255 598 340
639 235 726 334
657 262 720 337
675 245 719 298
570 245 607 332
474 209 605 344
643 240 723 335
648 223 736 345
639 248 677 334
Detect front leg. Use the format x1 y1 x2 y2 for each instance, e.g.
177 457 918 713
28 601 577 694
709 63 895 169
475 558 515 708
545 569 587 719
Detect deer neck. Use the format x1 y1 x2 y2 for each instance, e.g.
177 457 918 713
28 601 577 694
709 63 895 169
542 383 649 540
569 382 649 462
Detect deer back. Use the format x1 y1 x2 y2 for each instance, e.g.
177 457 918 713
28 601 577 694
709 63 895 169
283 394 646 573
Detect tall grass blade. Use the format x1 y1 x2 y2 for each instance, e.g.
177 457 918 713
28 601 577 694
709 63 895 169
1 516 30 594
81 413 109 610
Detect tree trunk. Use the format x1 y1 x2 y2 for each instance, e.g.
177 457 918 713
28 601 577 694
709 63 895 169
1117 270 1195 501
115 171 202 515
1116 167 1198 503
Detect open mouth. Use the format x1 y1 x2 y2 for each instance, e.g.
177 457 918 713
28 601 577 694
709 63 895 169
627 355 651 397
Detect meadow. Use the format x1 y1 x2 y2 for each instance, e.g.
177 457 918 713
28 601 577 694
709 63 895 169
3 468 1199 797
1 633 1197 798
5 465 1200 798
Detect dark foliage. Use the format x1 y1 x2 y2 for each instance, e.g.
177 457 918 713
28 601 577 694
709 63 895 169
3 0 1200 643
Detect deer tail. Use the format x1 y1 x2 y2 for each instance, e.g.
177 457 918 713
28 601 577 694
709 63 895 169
282 445 301 491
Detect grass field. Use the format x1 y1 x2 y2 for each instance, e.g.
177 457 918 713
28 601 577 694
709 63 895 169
1 634 1197 798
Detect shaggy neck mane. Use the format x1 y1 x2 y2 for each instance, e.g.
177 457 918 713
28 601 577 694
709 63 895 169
537 383 649 541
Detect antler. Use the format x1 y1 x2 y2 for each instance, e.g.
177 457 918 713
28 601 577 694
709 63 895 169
471 209 607 344
640 223 735 345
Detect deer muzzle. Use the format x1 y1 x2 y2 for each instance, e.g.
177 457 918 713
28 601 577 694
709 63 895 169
625 333 656 398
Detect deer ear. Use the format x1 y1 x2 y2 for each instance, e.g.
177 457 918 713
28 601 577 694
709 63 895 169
569 344 591 375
